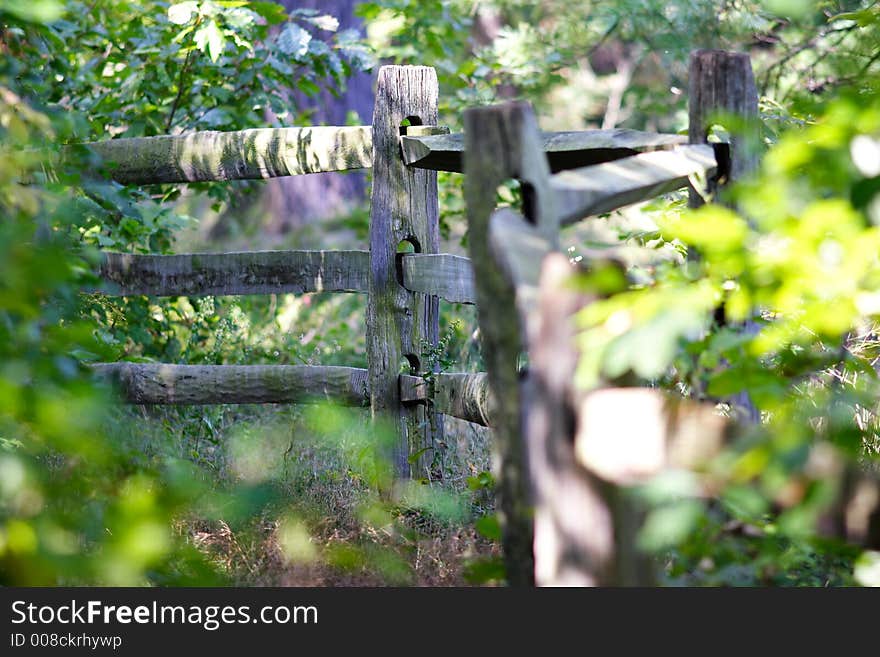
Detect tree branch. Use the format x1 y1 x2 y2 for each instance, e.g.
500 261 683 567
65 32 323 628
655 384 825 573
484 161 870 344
165 48 194 134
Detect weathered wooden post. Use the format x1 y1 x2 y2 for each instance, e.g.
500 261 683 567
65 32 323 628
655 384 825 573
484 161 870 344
688 49 761 423
367 66 441 480
464 102 557 585
688 49 759 192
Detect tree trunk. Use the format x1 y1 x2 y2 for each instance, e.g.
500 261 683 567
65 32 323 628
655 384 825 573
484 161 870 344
264 0 374 235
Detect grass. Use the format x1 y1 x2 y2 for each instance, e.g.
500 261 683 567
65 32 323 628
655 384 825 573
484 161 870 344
109 402 498 586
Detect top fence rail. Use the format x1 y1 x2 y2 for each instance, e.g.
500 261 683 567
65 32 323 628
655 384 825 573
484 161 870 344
71 125 689 186
75 125 373 185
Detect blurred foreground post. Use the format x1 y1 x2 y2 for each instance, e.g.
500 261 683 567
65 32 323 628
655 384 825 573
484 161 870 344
464 103 556 585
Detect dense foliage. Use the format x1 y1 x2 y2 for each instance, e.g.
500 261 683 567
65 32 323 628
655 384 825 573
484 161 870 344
0 0 378 585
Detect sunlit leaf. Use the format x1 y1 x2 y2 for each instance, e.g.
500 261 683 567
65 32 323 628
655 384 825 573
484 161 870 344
277 22 311 58
167 1 198 25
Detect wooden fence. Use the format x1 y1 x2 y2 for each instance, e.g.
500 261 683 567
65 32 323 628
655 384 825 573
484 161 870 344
462 49 880 587
84 48 880 586
88 65 692 480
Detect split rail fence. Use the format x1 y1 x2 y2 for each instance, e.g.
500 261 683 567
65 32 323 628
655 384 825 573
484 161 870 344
462 49 880 587
88 63 695 479
84 49 880 586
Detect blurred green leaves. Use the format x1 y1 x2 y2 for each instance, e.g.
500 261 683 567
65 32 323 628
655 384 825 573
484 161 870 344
571 44 880 583
0 0 64 22
0 0 376 586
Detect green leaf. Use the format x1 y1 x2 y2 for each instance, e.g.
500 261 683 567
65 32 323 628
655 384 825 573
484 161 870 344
466 470 494 490
225 7 256 29
706 367 748 396
632 470 701 506
463 556 506 584
296 77 321 96
306 14 339 32
248 1 287 25
277 22 311 58
761 0 814 20
407 446 431 464
834 7 880 27
707 365 785 402
660 205 748 253
722 485 769 521
854 551 880 587
638 500 704 552
195 20 225 62
475 514 502 541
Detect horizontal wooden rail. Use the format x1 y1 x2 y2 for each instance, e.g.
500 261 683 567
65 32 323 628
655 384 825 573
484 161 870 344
399 253 475 304
551 144 718 226
97 362 492 421
77 126 373 185
97 250 369 297
401 128 686 173
93 363 369 405
400 372 494 427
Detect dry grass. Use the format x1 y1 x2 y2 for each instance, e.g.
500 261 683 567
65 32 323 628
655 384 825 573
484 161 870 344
117 402 498 587
187 516 497 586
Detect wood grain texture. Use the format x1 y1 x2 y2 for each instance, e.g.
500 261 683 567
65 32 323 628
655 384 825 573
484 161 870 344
366 66 441 479
434 372 494 427
402 128 686 173
92 363 368 406
400 372 494 427
79 126 372 185
464 101 556 585
400 253 475 304
551 144 718 226
97 250 369 297
398 373 428 404
488 208 552 323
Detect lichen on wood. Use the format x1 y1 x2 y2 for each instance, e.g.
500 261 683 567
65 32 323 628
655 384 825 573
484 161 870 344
366 66 442 479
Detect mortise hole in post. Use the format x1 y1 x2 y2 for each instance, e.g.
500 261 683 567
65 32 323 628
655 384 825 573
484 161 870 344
520 182 538 225
396 237 420 253
395 237 421 286
495 180 538 225
712 142 731 186
399 354 421 376
399 115 424 136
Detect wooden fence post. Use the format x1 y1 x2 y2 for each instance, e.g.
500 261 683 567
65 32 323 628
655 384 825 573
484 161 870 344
367 66 441 480
688 49 761 423
464 102 556 586
688 49 759 204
